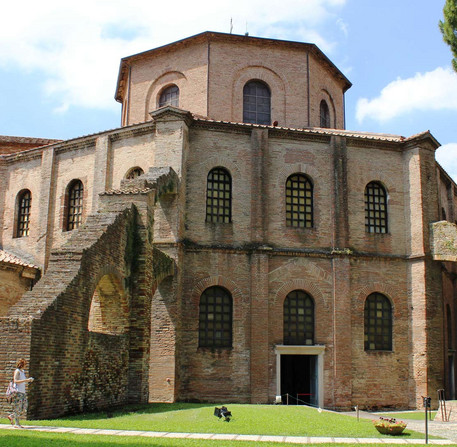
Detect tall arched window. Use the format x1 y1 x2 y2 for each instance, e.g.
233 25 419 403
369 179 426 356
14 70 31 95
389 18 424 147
286 174 313 228
16 189 31 237
243 80 271 125
206 167 232 223
66 180 84 231
283 290 314 345
365 181 388 234
320 100 331 128
199 286 233 348
125 167 144 179
364 293 392 351
158 85 179 108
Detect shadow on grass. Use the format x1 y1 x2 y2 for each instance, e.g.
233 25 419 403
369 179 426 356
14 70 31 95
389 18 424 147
39 402 213 422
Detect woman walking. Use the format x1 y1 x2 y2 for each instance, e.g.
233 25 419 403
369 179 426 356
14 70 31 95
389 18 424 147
8 358 34 428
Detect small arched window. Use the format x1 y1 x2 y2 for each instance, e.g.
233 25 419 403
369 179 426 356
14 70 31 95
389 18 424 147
16 189 31 237
365 181 388 234
284 290 315 345
66 180 84 231
447 304 453 349
199 286 233 348
286 174 313 228
243 80 271 125
158 85 179 108
320 100 331 128
364 293 392 351
206 167 232 223
125 167 144 180
442 207 447 221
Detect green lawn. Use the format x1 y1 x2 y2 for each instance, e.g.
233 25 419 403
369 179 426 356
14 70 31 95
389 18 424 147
0 403 427 439
0 431 443 447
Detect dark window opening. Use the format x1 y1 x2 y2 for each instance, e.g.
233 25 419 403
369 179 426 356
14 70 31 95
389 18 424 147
243 80 271 125
320 100 331 128
199 286 233 348
159 85 179 108
67 180 84 231
364 293 392 351
286 174 313 228
206 167 232 223
284 290 314 345
365 181 388 233
126 167 144 179
16 190 31 237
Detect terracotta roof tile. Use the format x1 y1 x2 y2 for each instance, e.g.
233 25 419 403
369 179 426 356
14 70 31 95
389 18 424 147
0 250 40 269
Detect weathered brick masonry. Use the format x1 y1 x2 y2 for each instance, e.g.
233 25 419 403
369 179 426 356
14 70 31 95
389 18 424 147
1 32 456 418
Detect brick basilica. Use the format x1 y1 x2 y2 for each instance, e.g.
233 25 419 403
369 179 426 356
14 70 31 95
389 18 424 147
0 31 456 418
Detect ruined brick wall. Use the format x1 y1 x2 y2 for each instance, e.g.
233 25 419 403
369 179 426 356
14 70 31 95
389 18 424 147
0 205 155 419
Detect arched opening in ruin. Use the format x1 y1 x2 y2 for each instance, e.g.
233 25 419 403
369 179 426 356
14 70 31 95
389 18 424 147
88 273 129 335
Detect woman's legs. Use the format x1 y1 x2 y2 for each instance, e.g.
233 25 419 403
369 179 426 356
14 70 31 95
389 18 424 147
11 393 27 427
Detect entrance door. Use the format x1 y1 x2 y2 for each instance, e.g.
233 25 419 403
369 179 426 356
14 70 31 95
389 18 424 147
280 354 317 406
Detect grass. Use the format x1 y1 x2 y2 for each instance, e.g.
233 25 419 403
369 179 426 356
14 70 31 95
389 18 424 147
0 431 442 447
0 403 428 439
377 411 437 421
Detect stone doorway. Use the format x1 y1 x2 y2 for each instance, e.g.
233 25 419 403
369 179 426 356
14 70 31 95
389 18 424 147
275 345 325 408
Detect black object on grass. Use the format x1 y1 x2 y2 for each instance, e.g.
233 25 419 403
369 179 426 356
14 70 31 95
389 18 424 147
214 406 232 422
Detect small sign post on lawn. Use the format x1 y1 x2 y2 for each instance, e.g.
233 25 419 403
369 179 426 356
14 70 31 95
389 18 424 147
423 396 431 444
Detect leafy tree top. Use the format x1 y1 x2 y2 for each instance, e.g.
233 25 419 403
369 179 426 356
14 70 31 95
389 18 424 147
440 0 457 72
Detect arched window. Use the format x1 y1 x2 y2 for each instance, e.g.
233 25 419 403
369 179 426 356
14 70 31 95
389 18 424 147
206 167 232 223
199 286 233 348
125 167 144 180
364 293 392 351
283 290 314 345
66 180 84 231
16 189 31 237
448 304 453 349
158 85 179 108
320 100 331 128
442 207 447 221
365 181 388 234
243 80 271 125
286 174 313 228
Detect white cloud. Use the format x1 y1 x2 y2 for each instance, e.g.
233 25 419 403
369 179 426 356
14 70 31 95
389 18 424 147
436 143 457 184
0 0 346 113
356 67 457 123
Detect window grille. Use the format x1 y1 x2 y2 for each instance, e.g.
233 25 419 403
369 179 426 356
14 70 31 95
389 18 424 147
284 290 314 345
199 286 233 348
126 167 144 179
206 168 232 223
159 85 179 108
320 100 331 128
67 180 83 231
286 174 313 228
364 293 392 351
365 181 388 233
243 80 271 125
17 190 31 237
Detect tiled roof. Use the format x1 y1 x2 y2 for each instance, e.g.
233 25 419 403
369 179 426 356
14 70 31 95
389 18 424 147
0 250 39 269
102 188 152 195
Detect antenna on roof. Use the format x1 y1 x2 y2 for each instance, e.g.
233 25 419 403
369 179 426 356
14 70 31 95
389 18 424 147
245 21 249 36
230 18 233 34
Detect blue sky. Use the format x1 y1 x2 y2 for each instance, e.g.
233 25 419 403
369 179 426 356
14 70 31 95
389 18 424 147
1 0 457 179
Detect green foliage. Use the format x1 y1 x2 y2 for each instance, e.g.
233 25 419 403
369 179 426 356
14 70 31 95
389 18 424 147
439 0 457 72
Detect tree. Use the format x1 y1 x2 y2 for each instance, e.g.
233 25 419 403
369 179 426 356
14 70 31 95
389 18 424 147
439 0 457 72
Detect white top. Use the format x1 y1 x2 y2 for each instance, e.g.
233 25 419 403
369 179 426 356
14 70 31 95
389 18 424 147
15 368 26 393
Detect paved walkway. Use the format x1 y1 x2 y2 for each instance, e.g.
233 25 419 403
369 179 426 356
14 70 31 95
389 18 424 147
0 423 455 445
